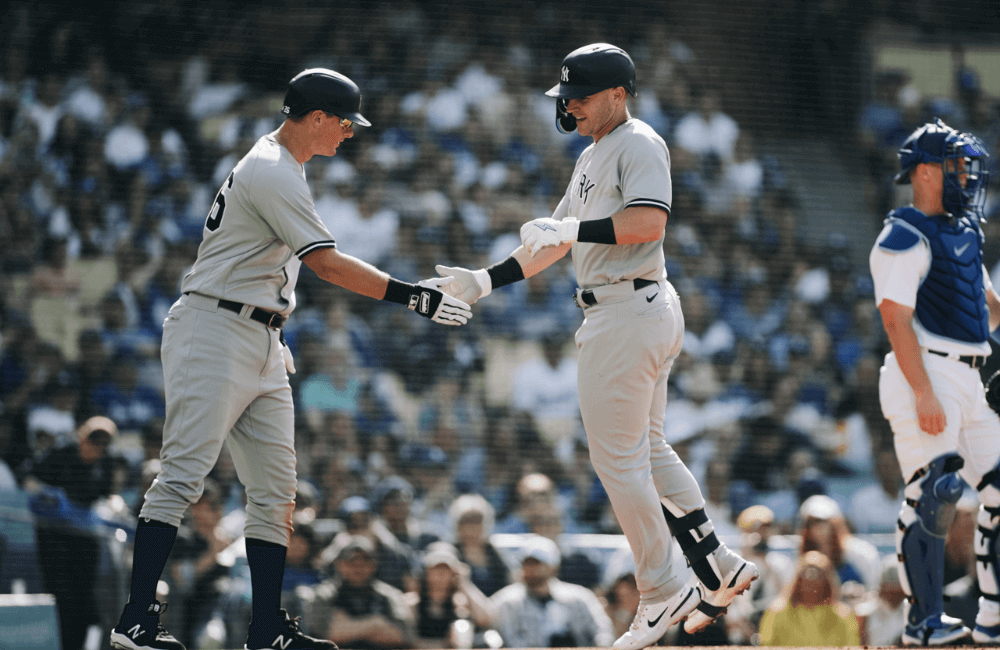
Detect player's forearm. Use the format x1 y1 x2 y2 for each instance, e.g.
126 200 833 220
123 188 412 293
988 287 1000 332
511 242 571 277
303 247 389 299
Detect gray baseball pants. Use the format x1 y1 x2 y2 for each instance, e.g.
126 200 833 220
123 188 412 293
576 280 705 602
140 292 296 546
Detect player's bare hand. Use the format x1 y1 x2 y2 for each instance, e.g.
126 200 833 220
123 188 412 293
415 279 473 325
916 392 946 435
520 217 580 256
434 264 491 305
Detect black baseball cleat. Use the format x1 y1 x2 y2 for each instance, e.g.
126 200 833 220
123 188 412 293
111 601 186 650
245 609 338 650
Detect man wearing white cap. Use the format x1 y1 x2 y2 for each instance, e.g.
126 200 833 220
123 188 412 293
490 534 614 648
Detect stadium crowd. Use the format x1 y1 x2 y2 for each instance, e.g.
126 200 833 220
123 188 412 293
2 2 1000 649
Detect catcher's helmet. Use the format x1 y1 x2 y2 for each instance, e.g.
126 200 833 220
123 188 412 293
282 68 371 127
546 43 636 134
895 117 989 219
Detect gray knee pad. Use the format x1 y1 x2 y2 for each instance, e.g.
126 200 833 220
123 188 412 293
662 499 722 591
897 453 965 626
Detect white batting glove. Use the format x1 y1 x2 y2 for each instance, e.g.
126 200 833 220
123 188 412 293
520 217 580 256
434 264 491 305
415 278 474 325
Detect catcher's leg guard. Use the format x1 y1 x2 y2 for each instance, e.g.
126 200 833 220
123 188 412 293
662 499 722 590
974 464 1000 637
897 454 965 629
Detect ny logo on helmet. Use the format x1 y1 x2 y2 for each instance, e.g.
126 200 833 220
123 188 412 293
561 66 569 83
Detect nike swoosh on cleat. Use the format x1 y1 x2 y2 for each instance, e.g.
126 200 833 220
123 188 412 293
647 608 667 628
670 587 697 617
728 563 747 589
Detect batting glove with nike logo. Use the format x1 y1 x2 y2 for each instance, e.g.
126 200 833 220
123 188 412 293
434 264 491 305
520 217 580 256
414 278 474 325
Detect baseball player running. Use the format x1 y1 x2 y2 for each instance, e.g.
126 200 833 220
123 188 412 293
870 118 1000 646
110 69 471 650
434 43 757 650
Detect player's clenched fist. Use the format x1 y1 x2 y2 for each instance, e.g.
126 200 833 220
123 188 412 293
520 217 580 256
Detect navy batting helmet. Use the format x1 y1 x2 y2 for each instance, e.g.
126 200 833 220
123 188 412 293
545 43 636 133
895 117 990 219
282 68 371 127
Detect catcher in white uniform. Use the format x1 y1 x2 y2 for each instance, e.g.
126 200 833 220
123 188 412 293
110 69 471 650
869 118 1000 646
435 43 757 650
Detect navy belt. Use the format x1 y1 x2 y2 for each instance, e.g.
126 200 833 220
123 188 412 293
927 349 986 369
579 278 658 307
185 293 286 329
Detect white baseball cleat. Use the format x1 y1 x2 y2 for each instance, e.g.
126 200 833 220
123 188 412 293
612 579 702 650
683 553 759 634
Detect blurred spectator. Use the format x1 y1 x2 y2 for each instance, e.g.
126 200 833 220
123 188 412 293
448 493 510 597
299 345 365 430
304 533 416 650
405 541 495 649
88 347 165 435
28 236 81 298
526 499 600 589
170 476 234 648
680 288 735 361
673 86 739 162
847 446 904 535
724 505 796 644
496 472 567 535
453 408 524 517
856 555 906 646
373 474 440 553
797 494 881 591
599 548 640 641
510 331 580 465
319 495 415 594
401 443 457 536
758 550 861 646
489 535 614 648
0 420 17 490
417 369 484 464
67 328 109 421
22 415 119 650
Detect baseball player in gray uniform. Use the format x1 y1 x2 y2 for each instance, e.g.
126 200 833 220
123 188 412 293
870 118 1000 646
434 44 757 650
110 69 471 650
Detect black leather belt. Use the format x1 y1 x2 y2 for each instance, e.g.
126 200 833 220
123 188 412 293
218 299 285 329
579 278 658 307
928 349 986 369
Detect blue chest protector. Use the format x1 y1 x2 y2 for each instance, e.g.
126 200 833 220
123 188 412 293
880 207 988 343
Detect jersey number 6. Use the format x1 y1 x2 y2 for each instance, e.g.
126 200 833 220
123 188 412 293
206 172 234 232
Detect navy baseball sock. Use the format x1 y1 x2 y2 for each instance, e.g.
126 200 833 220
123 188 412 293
120 518 178 628
245 537 288 645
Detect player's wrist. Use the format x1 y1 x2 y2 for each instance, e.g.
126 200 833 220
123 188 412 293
577 217 617 245
383 278 420 306
470 268 492 298
486 257 524 289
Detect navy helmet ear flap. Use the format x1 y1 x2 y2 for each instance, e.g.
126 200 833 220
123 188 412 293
556 99 577 134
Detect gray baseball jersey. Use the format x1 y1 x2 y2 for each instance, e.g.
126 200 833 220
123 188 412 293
141 131 335 546
560 117 706 603
552 118 670 287
181 132 338 315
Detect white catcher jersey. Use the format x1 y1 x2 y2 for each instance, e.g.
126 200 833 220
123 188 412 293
181 132 338 315
553 118 671 288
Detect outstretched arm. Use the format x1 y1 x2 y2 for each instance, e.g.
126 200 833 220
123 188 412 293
520 205 667 255
436 242 571 305
303 247 471 325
